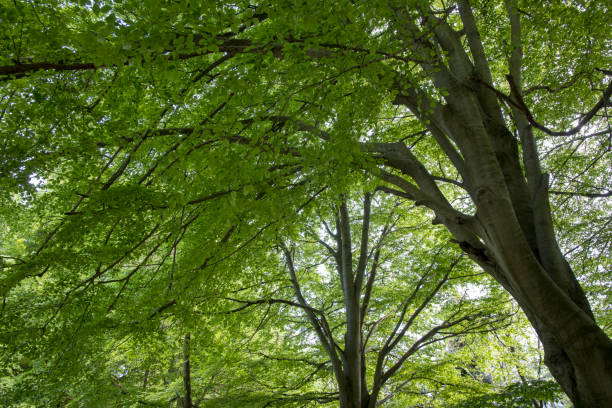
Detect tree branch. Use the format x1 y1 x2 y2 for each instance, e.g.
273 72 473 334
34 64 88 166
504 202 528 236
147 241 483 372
354 193 372 294
224 296 324 315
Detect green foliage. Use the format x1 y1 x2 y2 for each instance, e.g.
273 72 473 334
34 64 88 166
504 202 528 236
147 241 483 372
454 379 564 408
0 0 609 406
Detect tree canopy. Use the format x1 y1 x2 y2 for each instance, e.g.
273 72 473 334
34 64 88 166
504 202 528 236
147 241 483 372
0 0 610 407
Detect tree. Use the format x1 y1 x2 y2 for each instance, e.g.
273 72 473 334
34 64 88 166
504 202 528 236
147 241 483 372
227 193 508 407
0 1 610 406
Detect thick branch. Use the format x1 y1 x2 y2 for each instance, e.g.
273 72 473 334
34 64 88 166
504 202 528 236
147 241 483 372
280 245 343 376
381 313 478 384
354 193 372 294
224 297 325 315
458 0 493 84
360 247 381 328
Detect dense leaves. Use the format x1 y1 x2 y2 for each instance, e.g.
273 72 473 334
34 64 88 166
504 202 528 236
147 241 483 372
1 0 610 407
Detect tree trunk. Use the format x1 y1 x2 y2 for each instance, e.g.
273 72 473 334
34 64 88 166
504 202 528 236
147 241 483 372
409 142 612 407
473 171 612 407
182 333 192 408
380 7 612 402
338 383 375 408
535 317 612 407
504 246 612 408
425 138 612 407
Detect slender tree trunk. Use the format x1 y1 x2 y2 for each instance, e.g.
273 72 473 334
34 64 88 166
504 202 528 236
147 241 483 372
182 333 192 408
142 368 150 390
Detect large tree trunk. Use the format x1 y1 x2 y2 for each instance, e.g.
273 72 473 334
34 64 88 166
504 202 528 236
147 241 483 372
475 183 612 407
380 90 612 407
375 4 612 405
530 311 612 407
338 378 375 408
379 104 612 408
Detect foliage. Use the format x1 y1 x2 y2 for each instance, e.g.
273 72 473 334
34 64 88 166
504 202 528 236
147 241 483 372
0 0 610 407
454 379 564 408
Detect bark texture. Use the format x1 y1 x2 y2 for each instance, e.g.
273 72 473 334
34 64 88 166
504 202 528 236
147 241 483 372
369 3 612 406
282 196 483 407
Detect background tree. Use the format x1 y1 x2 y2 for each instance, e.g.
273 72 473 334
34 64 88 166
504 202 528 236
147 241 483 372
226 193 509 407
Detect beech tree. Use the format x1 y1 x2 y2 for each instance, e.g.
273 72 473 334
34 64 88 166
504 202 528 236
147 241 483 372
226 194 508 407
0 1 610 407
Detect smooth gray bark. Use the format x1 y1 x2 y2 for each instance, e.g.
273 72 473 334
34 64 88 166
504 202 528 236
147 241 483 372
281 197 486 407
371 3 612 406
